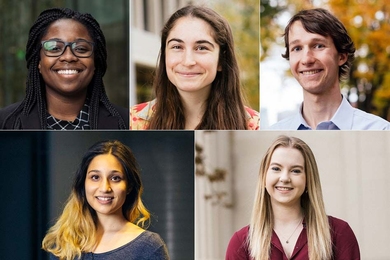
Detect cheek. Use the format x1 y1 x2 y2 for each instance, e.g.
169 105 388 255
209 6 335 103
165 53 179 69
264 173 273 190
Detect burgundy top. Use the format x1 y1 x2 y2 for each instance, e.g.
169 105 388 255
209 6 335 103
225 216 360 260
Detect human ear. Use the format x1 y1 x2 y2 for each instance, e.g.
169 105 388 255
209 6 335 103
338 53 348 66
38 62 41 73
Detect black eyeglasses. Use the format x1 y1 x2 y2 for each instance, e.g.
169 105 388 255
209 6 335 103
41 40 95 58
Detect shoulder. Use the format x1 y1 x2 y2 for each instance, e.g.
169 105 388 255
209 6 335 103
351 108 390 130
97 102 129 129
130 100 156 130
0 102 22 118
0 102 23 129
328 216 360 259
268 114 298 130
328 216 350 231
139 230 167 246
226 226 250 259
245 107 260 130
133 231 169 259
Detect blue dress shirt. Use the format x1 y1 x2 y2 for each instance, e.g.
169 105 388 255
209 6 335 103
268 95 390 130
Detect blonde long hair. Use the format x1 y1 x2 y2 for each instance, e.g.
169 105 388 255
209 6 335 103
248 136 332 260
42 140 150 260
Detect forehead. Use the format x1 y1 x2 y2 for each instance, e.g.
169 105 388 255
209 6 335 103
167 16 216 43
270 146 304 165
42 18 92 41
88 153 123 170
288 20 331 44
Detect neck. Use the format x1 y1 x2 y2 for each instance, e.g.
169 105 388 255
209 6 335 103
96 213 128 234
272 202 303 225
179 92 208 130
45 90 87 121
302 90 342 129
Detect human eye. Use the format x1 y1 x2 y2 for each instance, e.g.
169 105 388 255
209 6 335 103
73 41 92 53
43 41 63 53
90 174 100 181
111 175 123 182
196 45 210 51
170 44 183 50
315 43 325 49
290 45 301 52
291 168 302 174
270 166 281 172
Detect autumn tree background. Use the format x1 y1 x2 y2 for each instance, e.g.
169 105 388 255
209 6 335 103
213 0 259 110
261 0 390 121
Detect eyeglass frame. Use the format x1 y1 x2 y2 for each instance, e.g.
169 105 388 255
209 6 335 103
40 39 95 58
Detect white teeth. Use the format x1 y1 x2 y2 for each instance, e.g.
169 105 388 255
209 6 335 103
97 197 113 201
302 70 321 75
277 187 292 191
57 69 79 75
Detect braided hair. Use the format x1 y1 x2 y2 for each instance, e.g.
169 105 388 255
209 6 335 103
7 7 126 129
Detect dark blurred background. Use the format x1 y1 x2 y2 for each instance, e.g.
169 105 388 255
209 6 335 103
0 131 194 260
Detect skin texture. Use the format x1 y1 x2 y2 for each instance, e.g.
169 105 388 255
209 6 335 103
165 16 221 101
38 19 95 100
265 147 306 208
288 21 347 97
85 154 128 219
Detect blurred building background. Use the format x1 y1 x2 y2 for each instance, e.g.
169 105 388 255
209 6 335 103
196 130 390 260
130 0 260 111
0 0 129 109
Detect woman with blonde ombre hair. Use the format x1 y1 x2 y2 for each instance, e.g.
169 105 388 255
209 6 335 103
42 140 169 260
226 135 360 260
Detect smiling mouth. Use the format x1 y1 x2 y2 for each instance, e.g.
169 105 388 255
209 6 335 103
301 69 322 75
56 69 80 75
276 186 293 191
178 72 200 76
96 196 114 202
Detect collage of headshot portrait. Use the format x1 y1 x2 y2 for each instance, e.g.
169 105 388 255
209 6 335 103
0 0 389 260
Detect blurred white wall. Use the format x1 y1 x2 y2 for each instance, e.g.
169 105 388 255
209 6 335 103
195 131 390 260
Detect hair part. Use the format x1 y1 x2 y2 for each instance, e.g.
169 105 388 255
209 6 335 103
42 140 150 259
148 5 248 129
248 135 332 259
282 8 355 80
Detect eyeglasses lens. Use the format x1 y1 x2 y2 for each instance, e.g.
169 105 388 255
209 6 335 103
42 40 93 57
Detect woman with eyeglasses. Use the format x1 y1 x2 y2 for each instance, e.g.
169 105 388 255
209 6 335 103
0 8 128 129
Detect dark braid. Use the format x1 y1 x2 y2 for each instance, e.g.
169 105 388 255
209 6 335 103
5 7 126 129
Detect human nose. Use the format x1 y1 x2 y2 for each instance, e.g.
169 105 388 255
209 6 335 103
100 179 112 192
182 49 196 66
279 170 291 183
59 45 78 62
300 47 315 65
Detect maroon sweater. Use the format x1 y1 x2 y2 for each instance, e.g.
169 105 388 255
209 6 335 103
225 216 360 260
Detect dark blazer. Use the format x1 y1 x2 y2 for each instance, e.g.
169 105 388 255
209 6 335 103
0 101 129 129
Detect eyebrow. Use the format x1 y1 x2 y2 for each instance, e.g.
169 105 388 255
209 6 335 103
87 169 123 175
289 37 328 46
44 37 91 42
270 162 304 169
167 38 215 48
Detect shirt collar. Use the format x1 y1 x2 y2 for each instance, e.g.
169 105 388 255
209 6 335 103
47 101 90 130
295 95 353 130
136 99 156 121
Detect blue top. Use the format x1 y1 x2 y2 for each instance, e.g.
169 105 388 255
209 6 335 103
49 230 169 260
269 95 390 130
